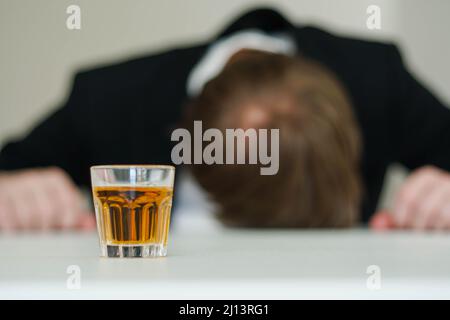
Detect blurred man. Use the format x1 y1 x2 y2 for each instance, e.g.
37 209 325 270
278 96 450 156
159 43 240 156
0 8 449 230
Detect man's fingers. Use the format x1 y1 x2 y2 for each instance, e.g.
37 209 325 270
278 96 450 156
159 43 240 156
416 184 450 230
31 182 58 230
43 168 83 229
7 180 35 230
0 194 16 231
0 167 89 231
394 167 445 228
433 199 450 230
18 170 58 230
76 213 96 230
369 210 396 231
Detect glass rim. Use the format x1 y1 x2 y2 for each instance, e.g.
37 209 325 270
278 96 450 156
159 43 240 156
90 164 175 170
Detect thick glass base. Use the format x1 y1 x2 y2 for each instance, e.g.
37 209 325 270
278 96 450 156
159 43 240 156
101 244 167 258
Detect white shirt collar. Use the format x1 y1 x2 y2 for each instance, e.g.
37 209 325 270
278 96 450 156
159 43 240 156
187 29 296 97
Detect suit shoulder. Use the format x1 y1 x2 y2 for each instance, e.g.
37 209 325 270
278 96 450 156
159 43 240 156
300 25 399 57
73 44 205 90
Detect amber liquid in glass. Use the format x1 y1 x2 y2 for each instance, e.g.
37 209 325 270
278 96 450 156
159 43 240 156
93 186 173 245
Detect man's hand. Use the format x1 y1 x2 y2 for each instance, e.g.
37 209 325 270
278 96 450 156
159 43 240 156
371 166 450 230
0 167 96 231
369 210 396 230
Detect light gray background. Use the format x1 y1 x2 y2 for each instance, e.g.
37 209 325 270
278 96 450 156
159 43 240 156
1 0 449 207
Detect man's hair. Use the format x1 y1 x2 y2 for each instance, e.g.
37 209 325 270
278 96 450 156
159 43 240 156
184 50 362 228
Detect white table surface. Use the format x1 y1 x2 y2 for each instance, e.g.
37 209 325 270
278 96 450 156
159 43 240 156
1 227 450 299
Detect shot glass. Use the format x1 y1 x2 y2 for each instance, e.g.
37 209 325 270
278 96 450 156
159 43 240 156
90 165 175 258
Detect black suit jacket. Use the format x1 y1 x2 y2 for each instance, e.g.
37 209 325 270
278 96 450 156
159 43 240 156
1 8 449 222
